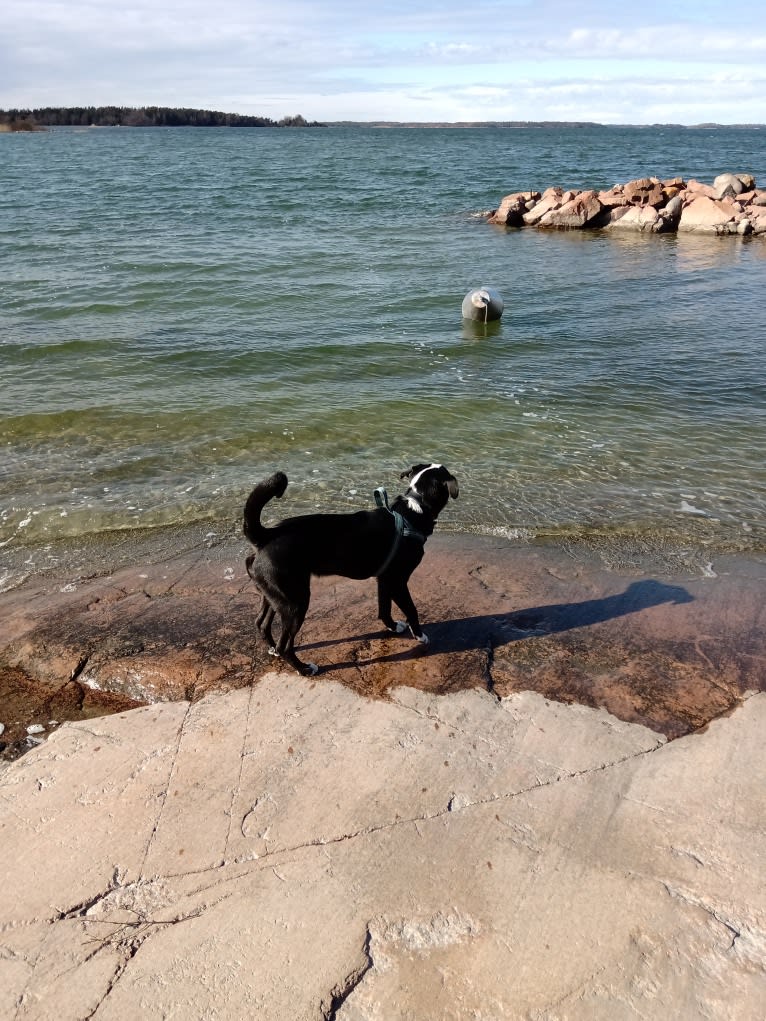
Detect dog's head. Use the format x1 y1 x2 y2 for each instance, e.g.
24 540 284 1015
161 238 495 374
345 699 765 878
400 463 459 516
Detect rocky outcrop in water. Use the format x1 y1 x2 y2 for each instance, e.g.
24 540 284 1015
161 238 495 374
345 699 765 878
489 173 766 235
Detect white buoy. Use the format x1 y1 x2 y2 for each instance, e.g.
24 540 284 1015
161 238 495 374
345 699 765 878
462 286 503 322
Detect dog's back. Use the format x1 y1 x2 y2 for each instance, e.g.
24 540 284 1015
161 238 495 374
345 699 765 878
249 506 399 580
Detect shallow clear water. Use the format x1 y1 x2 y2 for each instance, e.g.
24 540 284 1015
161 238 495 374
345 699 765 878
2 124 765 586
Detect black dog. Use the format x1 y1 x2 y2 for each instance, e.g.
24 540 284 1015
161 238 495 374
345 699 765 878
243 463 458 675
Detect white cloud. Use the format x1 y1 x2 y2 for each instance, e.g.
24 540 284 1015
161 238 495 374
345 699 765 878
557 24 766 61
1 1 765 123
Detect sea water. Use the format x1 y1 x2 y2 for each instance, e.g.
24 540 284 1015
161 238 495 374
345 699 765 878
1 124 765 586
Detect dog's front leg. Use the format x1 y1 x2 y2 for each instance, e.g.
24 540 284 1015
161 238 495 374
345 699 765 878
388 580 429 646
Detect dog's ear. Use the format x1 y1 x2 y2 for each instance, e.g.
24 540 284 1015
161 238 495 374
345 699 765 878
400 463 430 481
446 475 459 500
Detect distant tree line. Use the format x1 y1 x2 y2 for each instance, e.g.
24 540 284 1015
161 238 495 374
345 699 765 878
0 107 322 130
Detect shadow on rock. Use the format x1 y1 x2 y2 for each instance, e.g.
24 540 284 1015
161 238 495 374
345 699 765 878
297 578 757 739
303 580 693 663
425 580 695 654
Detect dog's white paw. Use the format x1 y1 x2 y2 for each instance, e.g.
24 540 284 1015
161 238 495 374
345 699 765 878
268 646 279 657
303 662 319 676
389 622 428 645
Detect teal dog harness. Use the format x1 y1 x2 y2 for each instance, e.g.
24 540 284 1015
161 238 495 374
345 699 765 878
373 487 426 577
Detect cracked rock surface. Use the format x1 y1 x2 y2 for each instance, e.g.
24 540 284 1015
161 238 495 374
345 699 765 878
2 676 765 1019
1 533 764 1017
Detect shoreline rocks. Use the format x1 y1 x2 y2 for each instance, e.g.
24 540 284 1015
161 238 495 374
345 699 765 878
1 534 763 747
488 173 766 235
2 535 764 1014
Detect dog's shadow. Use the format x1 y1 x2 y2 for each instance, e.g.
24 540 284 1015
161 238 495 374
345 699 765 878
300 579 694 670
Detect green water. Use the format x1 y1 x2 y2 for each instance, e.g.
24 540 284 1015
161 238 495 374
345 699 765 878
2 125 766 587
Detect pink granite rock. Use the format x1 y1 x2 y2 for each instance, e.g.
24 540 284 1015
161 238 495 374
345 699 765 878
3 674 766 1020
679 195 738 233
488 173 763 239
623 177 665 207
523 188 565 225
597 185 627 209
714 172 746 199
607 204 662 232
488 191 540 226
538 190 607 229
661 194 684 222
606 204 632 224
685 179 719 199
662 176 686 190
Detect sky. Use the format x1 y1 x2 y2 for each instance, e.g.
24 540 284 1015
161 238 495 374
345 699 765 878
2 0 765 124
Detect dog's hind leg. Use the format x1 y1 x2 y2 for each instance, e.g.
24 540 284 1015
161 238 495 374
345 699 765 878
255 596 277 652
377 578 400 634
276 622 319 676
247 556 278 653
272 582 319 676
247 559 286 659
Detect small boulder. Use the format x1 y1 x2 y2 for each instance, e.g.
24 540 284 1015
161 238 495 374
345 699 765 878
686 179 719 199
597 185 627 209
714 173 746 199
679 195 738 233
538 190 607 229
663 195 684 221
607 204 632 224
523 188 565 225
488 191 540 227
607 205 662 232
623 177 665 208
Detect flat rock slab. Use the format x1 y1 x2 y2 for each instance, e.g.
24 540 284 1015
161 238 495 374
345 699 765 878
2 676 765 1019
1 534 764 740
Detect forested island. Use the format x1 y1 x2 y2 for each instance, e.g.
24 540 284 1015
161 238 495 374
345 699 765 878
0 107 322 130
3 108 762 133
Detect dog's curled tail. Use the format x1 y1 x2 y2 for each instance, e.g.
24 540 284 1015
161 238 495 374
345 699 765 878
243 471 288 546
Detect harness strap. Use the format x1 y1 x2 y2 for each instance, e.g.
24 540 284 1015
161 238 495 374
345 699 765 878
373 487 426 577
